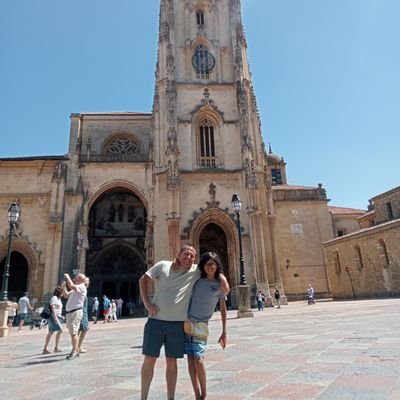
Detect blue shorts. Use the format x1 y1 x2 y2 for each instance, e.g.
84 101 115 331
184 334 207 358
48 315 63 332
142 318 184 358
19 313 27 321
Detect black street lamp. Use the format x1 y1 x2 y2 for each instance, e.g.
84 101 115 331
231 193 246 285
1 202 21 301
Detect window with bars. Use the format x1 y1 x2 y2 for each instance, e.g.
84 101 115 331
199 119 216 167
271 168 282 184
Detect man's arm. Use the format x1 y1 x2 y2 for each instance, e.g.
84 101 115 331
219 273 230 295
139 273 159 317
64 273 78 292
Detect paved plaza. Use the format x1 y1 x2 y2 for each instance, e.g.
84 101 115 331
1 298 400 400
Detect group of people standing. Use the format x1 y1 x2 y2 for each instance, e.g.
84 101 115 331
256 286 281 311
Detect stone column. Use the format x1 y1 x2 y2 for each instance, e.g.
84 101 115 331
237 285 254 318
0 301 11 338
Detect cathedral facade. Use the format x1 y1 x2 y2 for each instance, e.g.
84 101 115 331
0 0 337 308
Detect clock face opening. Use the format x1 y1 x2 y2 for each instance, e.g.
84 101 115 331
192 45 215 78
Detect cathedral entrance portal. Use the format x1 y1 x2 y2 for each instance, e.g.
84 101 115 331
86 243 145 316
86 189 147 316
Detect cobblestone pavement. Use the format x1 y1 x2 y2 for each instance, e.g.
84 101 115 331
1 298 400 400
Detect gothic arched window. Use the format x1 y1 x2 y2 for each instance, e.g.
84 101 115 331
199 118 216 167
196 10 205 26
354 245 364 270
377 239 390 267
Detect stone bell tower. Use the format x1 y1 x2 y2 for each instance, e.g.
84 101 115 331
151 0 283 304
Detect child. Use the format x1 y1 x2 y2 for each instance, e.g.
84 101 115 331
184 252 227 400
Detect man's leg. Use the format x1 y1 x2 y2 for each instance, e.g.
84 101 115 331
18 315 25 331
165 356 178 400
141 355 157 400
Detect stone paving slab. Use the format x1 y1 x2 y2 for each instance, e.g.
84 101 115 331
1 298 400 399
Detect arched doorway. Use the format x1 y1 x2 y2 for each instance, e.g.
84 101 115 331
0 251 29 300
198 223 231 308
86 188 147 316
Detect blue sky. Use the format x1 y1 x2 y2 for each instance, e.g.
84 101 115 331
1 1 399 210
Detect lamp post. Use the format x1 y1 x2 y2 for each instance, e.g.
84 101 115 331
231 193 253 318
0 201 21 337
231 193 246 285
1 202 21 301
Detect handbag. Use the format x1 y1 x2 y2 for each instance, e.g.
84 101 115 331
184 320 209 340
40 303 52 319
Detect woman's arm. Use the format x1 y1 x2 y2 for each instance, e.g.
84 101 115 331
218 299 227 349
219 274 230 296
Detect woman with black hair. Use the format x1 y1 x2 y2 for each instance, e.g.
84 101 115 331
184 252 227 400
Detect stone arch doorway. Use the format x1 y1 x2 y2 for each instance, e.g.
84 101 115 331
86 188 147 316
199 223 228 274
0 252 29 300
198 222 232 308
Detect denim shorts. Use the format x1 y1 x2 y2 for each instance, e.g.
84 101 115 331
142 318 184 358
184 334 207 358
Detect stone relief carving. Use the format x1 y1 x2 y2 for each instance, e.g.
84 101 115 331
52 163 67 183
166 82 177 124
245 158 258 189
206 182 220 208
167 127 178 153
166 44 175 75
167 159 180 189
190 88 224 119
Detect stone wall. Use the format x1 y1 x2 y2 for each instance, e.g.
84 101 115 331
324 219 400 299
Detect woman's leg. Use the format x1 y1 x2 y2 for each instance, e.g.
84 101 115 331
54 330 62 350
43 331 53 352
187 355 201 399
194 356 207 399
78 329 87 352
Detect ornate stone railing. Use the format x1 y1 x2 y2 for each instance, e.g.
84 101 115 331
79 153 150 163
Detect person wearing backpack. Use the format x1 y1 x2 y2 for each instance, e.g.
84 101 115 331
42 285 64 354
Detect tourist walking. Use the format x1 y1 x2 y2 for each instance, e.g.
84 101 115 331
307 284 315 305
7 298 19 334
18 292 33 331
77 277 90 353
256 290 265 311
63 273 87 360
92 296 99 323
274 286 281 308
42 285 64 354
